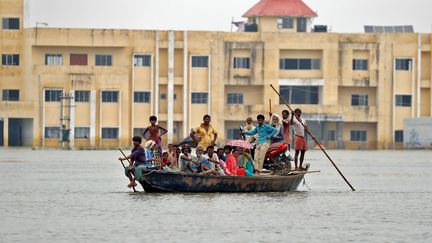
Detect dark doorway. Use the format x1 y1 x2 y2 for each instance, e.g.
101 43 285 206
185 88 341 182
8 118 33 147
0 120 4 146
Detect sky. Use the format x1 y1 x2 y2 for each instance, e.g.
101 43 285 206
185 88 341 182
25 0 432 33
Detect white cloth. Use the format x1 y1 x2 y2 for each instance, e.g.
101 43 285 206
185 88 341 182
244 124 257 144
292 117 306 136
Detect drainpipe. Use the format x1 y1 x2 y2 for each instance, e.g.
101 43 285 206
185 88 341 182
417 33 421 117
392 56 396 149
168 31 174 144
131 52 135 138
155 31 159 117
183 31 188 138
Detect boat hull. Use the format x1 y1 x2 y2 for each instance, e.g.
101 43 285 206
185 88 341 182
139 170 305 192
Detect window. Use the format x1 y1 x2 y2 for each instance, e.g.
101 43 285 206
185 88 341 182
280 58 320 70
350 130 367 142
227 93 243 104
191 92 208 104
2 89 19 101
277 17 294 29
2 54 19 66
70 54 88 66
160 93 166 99
45 90 62 102
45 127 60 139
227 128 242 140
75 90 90 102
95 55 112 66
297 17 307 32
351 94 368 106
134 91 151 103
395 130 403 142
45 54 63 66
395 95 412 107
2 18 19 30
101 91 118 103
191 56 208 67
133 128 145 137
233 57 250 69
279 86 319 104
353 59 368 70
134 55 151 66
328 130 336 141
75 127 90 139
395 59 412 71
102 128 118 139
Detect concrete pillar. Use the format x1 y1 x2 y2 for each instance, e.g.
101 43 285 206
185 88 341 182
183 31 188 138
3 117 9 147
155 31 159 117
322 121 328 147
336 121 344 149
90 90 96 147
167 31 174 144
69 90 75 148
118 90 122 147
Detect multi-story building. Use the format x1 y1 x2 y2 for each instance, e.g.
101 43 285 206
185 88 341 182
1 0 431 149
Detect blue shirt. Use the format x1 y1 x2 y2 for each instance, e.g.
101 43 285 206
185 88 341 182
131 146 147 167
243 124 277 144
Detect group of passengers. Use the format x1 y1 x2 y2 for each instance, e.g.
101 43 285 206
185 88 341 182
119 111 307 188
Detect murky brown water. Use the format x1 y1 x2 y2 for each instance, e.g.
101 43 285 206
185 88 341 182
0 149 431 242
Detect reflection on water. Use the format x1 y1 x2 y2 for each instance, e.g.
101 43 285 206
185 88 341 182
0 149 431 242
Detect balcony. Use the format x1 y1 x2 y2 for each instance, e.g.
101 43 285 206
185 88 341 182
34 65 129 75
158 77 184 85
32 28 129 47
224 104 264 121
340 106 378 122
341 78 378 87
0 101 36 117
421 80 431 88
157 113 185 121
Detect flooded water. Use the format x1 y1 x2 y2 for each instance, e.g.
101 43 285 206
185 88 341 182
0 149 431 242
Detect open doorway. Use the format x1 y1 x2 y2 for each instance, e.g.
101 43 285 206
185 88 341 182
8 118 33 147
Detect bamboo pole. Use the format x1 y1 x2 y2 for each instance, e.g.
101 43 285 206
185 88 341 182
270 84 355 191
119 148 137 192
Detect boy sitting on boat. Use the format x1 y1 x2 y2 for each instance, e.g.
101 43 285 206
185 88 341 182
118 136 150 188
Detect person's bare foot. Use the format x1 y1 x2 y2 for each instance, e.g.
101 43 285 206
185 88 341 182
127 181 137 188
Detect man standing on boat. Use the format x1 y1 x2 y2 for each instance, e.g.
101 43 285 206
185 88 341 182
118 136 149 188
290 108 308 171
190 114 218 150
241 114 277 173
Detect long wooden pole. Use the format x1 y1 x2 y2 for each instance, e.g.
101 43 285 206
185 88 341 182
270 84 355 191
119 148 137 192
269 99 272 114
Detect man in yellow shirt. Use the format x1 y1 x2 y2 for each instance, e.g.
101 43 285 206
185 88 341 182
190 114 218 150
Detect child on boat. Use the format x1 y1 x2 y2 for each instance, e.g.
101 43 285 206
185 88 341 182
143 116 167 155
118 136 149 188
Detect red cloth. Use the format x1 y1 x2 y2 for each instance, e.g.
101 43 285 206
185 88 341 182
237 168 246 176
283 122 290 145
294 135 307 151
226 154 238 176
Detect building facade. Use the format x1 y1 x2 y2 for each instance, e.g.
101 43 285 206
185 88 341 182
1 0 431 149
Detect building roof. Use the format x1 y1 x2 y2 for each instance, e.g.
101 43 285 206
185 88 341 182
243 0 317 18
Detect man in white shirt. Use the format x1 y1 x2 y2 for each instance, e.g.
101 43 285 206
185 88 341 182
290 108 308 171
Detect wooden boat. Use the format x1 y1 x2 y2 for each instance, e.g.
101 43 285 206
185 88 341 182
138 170 317 193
